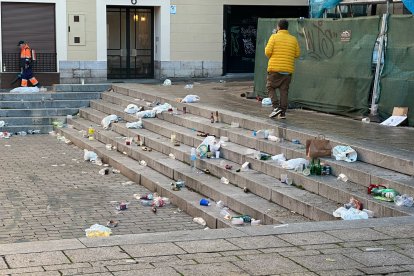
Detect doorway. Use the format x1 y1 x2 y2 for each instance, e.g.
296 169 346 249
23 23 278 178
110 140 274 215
107 6 154 79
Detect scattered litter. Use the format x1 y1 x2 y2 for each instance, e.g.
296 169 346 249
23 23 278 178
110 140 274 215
10 86 40 93
261 98 272 106
236 162 250 172
126 120 143 129
124 104 143 114
271 154 286 165
181 95 200 103
171 180 185 191
362 117 370 123
368 184 399 202
333 207 368 220
153 103 173 114
216 200 225 209
85 224 112 238
325 258 336 262
251 219 261 226
122 181 134 186
365 248 385 252
200 198 211 206
163 79 172 86
268 135 280 142
99 168 109 175
273 224 289 228
112 169 120 174
221 177 229 185
101 115 119 130
243 187 249 193
0 121 5 127
169 153 176 159
123 151 128 155
83 149 98 162
136 110 156 118
106 220 118 228
225 164 233 170
394 194 414 207
282 158 308 170
337 173 349 182
16 131 27 136
184 84 194 89
106 144 112 150
230 122 240 128
202 169 210 174
116 202 128 211
292 139 301 144
332 145 357 162
231 217 244 225
193 217 206 226
0 132 11 139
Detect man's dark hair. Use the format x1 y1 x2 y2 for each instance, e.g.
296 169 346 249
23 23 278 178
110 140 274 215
278 19 289 30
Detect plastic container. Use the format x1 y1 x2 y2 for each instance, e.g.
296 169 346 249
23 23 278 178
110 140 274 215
231 217 244 225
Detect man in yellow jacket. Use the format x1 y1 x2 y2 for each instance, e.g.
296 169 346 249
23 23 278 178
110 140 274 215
265 19 300 119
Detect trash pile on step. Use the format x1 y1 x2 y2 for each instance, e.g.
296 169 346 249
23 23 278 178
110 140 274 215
0 120 42 138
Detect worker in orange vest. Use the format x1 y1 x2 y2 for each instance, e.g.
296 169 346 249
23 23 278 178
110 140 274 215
17 40 39 87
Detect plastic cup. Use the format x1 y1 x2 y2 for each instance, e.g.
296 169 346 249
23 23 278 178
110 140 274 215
280 174 288 183
215 151 220 158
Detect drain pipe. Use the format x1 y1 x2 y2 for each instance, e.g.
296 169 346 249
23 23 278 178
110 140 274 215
370 13 388 117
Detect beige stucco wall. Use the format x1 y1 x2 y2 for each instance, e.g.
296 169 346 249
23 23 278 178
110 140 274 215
170 0 308 61
67 0 97 60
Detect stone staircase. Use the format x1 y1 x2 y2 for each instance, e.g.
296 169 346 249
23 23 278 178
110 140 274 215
58 84 414 229
0 84 110 134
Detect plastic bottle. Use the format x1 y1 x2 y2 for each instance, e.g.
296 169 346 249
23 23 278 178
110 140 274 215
140 199 153 206
190 147 197 171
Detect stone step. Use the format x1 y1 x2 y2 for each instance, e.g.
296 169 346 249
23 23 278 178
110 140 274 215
0 116 66 126
110 84 414 176
77 106 338 222
0 92 102 101
53 84 111 92
0 108 79 117
58 127 236 230
103 89 414 194
0 124 53 134
88 99 414 218
0 100 91 109
71 112 312 224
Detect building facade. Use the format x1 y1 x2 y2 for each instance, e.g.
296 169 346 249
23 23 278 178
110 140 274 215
0 0 309 87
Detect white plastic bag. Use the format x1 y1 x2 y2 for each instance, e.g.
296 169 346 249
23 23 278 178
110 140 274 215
261 98 272 106
196 136 222 157
124 104 142 114
126 120 143 129
332 145 357 162
0 121 5 128
101 115 118 130
281 158 308 170
163 79 172 86
181 95 200 103
271 154 286 165
152 103 172 114
10 87 40 93
83 149 98 162
85 224 112 238
136 110 156 118
333 207 368 220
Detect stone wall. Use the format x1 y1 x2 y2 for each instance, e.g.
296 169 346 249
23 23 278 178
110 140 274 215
154 60 222 79
59 61 107 84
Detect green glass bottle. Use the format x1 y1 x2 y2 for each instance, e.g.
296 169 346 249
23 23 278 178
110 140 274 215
310 158 316 175
316 159 322 176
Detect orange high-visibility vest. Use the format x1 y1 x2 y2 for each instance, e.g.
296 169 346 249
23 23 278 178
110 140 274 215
20 44 32 59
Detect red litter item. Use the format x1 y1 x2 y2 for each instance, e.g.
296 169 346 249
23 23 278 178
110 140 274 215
368 184 387 194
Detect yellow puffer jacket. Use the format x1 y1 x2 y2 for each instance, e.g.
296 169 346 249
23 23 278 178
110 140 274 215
265 30 300 74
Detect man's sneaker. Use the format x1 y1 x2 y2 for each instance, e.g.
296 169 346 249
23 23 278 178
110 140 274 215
269 108 282 118
279 113 286 119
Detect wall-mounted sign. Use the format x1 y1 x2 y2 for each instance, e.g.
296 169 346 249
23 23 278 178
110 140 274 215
170 5 177 14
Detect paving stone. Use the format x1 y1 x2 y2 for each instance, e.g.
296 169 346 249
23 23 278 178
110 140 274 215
59 266 110 275
43 263 91 271
152 259 197 267
279 249 320 257
175 239 239 253
374 224 414 238
192 255 240 264
5 251 70 268
121 243 186 257
259 247 301 254
177 252 222 260
226 236 291 249
234 256 308 275
112 267 181 276
289 254 364 271
219 249 262 256
0 258 7 269
12 272 61 276
64 247 129 263
176 262 248 276
300 243 341 250
358 265 411 275
0 267 45 275
348 251 414 266
105 262 154 272
325 228 391 242
340 241 381 248
317 269 365 276
278 232 342 246
319 248 363 255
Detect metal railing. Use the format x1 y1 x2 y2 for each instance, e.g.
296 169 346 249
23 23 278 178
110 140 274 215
2 53 57 73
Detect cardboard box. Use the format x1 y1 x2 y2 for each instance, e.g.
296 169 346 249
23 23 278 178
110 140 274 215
381 107 409 126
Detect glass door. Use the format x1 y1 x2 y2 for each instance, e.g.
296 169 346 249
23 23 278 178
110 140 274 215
107 6 153 79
